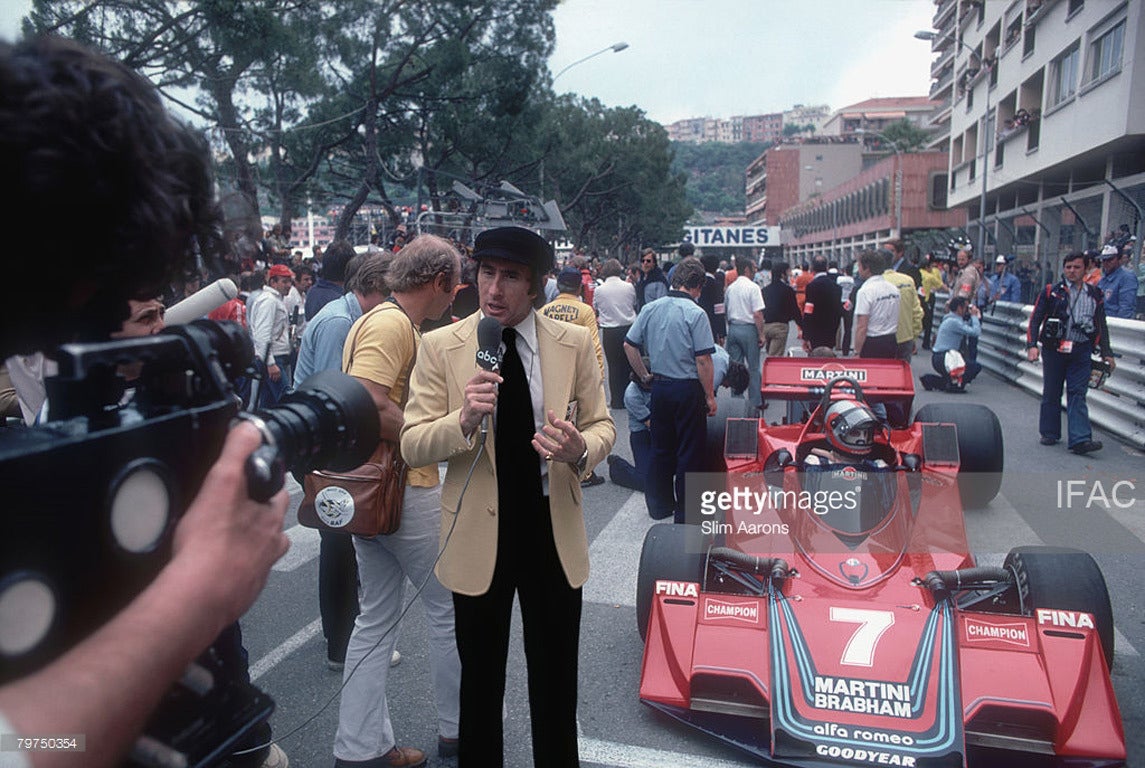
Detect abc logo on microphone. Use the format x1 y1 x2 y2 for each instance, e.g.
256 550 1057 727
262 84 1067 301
476 349 500 370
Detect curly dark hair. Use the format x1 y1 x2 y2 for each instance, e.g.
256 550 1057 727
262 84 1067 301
0 36 222 355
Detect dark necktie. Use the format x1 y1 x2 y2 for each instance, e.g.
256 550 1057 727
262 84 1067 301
496 327 542 504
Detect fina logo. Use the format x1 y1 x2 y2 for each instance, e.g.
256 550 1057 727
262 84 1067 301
476 349 501 369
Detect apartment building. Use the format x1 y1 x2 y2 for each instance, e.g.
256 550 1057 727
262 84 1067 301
744 140 865 225
780 151 967 266
929 0 1145 274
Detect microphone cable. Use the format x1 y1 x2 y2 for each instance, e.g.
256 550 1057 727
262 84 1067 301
232 431 488 758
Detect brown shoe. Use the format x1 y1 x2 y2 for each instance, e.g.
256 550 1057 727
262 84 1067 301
381 746 426 767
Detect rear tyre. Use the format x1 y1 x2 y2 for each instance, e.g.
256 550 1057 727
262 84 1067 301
914 403 1003 508
1005 546 1115 669
636 523 706 642
705 414 728 472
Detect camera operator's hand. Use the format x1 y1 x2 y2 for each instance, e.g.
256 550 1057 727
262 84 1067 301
0 423 288 768
170 421 289 626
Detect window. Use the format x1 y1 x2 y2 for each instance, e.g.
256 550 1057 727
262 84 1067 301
1048 42 1079 107
931 172 949 209
1086 19 1124 83
1024 26 1036 57
1068 0 1084 14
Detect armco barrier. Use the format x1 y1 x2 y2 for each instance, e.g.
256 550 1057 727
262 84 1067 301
932 292 1145 450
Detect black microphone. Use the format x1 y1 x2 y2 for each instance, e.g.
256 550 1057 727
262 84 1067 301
475 316 503 445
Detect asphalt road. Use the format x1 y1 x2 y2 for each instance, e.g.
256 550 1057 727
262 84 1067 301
239 353 1143 767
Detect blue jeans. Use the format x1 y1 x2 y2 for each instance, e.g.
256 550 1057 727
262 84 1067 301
726 323 761 408
255 358 292 408
1039 342 1093 447
647 379 706 523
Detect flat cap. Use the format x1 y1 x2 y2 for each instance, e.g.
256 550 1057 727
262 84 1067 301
473 226 554 274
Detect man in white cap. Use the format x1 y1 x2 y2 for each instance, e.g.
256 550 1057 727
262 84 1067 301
989 255 1021 304
1098 244 1138 319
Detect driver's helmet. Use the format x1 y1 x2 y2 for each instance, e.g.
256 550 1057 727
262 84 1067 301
824 400 880 456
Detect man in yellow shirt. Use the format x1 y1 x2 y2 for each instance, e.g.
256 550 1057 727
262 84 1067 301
884 264 924 360
542 267 605 376
919 254 945 349
542 267 606 486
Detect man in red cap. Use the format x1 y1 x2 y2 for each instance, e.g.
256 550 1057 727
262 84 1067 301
249 263 294 405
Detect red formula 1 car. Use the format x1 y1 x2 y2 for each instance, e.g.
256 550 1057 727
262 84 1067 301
637 357 1125 767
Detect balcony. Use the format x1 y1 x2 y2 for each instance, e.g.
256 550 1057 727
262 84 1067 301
931 47 955 77
935 0 957 26
931 70 954 98
930 101 953 127
1025 0 1061 27
996 108 1040 144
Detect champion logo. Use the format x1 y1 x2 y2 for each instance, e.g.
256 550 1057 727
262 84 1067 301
703 597 760 624
964 617 1030 647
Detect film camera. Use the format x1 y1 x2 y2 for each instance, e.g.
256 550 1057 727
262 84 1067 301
0 320 378 767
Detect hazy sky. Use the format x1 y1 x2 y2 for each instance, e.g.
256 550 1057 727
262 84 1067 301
550 0 938 123
1 0 939 123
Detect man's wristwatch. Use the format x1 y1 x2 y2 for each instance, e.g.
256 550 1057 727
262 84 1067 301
570 446 589 475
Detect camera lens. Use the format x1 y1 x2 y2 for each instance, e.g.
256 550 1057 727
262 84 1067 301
257 370 380 474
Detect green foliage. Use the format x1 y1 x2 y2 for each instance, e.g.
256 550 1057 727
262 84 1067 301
877 119 932 153
670 141 769 216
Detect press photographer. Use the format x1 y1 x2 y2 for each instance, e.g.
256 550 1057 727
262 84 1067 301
0 36 371 768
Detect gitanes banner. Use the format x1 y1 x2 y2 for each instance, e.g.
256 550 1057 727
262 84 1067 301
682 226 781 248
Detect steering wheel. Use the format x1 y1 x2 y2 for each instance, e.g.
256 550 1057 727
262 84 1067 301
808 376 868 433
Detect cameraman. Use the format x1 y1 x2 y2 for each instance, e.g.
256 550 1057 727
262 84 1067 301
0 36 288 767
1027 252 1116 455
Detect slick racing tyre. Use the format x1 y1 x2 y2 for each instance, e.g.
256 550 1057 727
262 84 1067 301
705 414 728 472
915 403 1003 508
1005 546 1115 669
636 523 705 642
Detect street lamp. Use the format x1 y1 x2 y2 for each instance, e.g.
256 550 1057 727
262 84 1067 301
543 42 630 197
855 128 904 240
916 28 990 259
552 41 629 83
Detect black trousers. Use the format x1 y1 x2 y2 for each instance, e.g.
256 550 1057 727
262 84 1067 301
318 529 359 663
453 498 582 768
601 325 632 407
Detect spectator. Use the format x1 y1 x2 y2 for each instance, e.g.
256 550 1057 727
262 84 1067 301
1027 252 1115 455
724 255 766 413
624 257 717 522
852 250 900 359
989 255 1022 303
883 238 922 289
593 258 638 408
636 248 668 307
333 236 463 768
247 263 294 406
697 254 727 345
919 254 945 349
884 257 924 361
1098 245 1138 319
801 256 842 353
920 296 982 392
762 260 801 357
306 240 356 320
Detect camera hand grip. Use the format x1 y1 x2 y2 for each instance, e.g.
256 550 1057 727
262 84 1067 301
245 444 285 502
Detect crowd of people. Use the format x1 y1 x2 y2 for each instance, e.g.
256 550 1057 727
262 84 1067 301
1 32 1141 768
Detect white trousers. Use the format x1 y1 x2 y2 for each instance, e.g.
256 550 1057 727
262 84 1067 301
333 485 461 761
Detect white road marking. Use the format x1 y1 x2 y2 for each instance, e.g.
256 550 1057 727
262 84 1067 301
249 618 322 681
272 524 321 572
578 736 752 768
584 492 652 608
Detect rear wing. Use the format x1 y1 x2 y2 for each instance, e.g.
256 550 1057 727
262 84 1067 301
760 357 915 405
